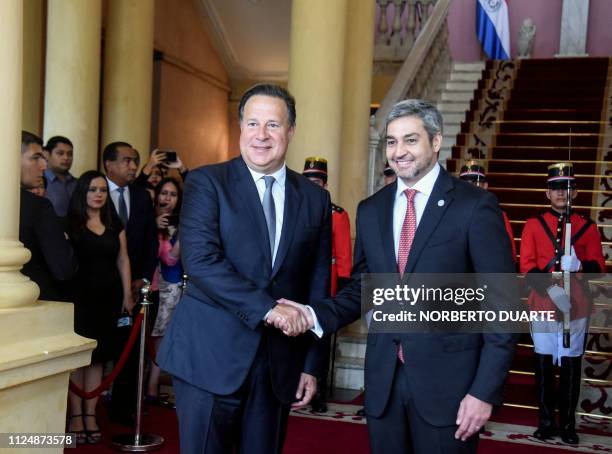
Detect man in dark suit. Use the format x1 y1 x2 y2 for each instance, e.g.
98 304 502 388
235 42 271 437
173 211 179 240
157 84 331 454
103 141 158 423
280 100 517 454
19 131 77 301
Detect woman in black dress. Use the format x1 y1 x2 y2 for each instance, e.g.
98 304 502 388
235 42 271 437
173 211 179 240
66 170 133 443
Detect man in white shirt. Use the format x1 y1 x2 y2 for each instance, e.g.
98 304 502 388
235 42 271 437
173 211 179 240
157 84 331 454
279 99 517 454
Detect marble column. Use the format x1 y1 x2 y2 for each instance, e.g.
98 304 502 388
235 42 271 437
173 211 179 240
0 0 37 309
557 0 590 57
287 0 348 197
44 0 102 176
22 0 44 135
339 0 376 222
101 0 155 157
0 0 94 445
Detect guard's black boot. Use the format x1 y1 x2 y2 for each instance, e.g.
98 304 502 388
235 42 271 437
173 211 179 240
533 354 558 440
310 393 328 413
559 356 582 444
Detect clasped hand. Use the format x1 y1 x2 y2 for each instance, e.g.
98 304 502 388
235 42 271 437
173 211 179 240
266 299 314 336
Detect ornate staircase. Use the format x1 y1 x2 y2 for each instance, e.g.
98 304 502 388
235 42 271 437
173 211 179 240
336 58 612 438
446 56 612 431
437 61 486 163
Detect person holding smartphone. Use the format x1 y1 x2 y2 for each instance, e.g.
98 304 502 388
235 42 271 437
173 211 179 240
136 149 188 201
147 177 184 402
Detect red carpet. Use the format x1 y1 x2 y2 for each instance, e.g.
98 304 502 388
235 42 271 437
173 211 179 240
68 400 611 453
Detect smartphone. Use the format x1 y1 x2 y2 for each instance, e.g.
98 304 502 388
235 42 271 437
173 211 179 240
167 214 179 227
117 314 132 328
164 150 177 163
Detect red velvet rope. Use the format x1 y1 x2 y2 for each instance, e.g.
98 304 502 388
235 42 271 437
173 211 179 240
69 312 144 399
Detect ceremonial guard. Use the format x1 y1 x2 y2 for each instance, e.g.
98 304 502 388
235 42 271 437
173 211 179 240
303 157 352 411
459 160 517 261
520 163 605 444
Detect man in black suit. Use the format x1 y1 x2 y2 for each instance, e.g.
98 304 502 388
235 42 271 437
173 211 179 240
280 100 517 454
19 131 77 301
103 141 158 423
157 84 331 454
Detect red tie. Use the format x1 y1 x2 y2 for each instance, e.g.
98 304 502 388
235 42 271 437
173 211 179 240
396 188 417 363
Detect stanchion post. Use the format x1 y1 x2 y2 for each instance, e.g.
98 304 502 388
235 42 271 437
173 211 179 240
180 273 188 296
112 280 165 452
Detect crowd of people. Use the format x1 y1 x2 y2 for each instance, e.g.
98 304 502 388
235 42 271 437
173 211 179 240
18 133 187 444
17 83 606 453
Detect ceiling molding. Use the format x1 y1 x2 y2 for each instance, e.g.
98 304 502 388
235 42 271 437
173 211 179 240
198 0 288 83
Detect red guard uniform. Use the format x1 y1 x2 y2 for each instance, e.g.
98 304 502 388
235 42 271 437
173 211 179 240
331 204 352 296
520 208 605 320
519 162 605 445
502 211 517 262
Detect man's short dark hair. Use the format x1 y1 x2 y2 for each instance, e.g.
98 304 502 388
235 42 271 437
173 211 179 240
238 84 296 127
44 136 73 153
102 141 133 165
21 131 43 154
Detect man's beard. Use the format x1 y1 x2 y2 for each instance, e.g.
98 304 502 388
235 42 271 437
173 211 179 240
395 154 435 181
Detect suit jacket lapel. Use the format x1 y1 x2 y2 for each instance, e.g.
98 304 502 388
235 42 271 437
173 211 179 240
272 169 302 277
232 158 273 269
378 183 399 273
126 184 135 228
404 168 454 274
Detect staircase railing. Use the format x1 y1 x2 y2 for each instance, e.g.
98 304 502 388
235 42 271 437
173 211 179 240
374 0 439 62
368 0 452 194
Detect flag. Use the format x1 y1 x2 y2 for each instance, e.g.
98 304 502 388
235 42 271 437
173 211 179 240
476 0 511 60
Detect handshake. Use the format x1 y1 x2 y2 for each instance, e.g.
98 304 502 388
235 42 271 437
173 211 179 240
265 299 315 336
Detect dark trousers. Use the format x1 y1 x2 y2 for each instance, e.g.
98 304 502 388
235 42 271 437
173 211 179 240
367 362 479 454
316 334 332 397
110 320 140 421
172 340 289 454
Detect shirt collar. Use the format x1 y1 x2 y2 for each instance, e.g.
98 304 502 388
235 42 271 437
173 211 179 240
44 168 74 182
106 177 127 192
246 163 287 188
395 162 440 199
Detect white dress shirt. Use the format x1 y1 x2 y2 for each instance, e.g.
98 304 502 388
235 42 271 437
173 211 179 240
249 164 324 337
246 165 286 266
107 177 131 219
393 163 440 261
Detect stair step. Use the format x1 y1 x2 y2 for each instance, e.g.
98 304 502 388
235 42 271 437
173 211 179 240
442 113 466 123
444 124 461 136
441 91 474 102
337 333 367 359
453 62 486 72
502 109 605 121
449 72 481 82
455 133 604 148
438 102 470 113
334 355 364 390
489 188 597 206
461 120 604 134
452 145 607 161
445 81 477 91
446 158 608 175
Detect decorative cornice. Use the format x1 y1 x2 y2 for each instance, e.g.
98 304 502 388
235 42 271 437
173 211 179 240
198 0 288 81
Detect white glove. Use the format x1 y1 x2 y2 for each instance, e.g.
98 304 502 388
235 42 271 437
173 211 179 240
546 284 571 313
561 246 581 272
